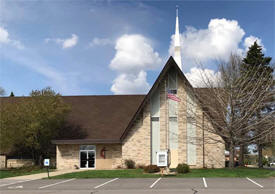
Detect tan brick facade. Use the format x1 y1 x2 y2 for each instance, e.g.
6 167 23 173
122 104 151 167
121 70 225 168
56 66 225 169
57 144 122 169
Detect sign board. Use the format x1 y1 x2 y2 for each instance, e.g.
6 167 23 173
157 151 168 167
44 159 50 166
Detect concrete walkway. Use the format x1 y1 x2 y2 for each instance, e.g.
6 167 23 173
3 169 80 180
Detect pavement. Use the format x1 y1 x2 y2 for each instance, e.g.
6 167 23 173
0 177 274 194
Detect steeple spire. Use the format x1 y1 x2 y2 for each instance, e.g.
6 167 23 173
174 6 182 70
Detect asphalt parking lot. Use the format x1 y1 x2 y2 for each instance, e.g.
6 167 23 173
0 177 274 194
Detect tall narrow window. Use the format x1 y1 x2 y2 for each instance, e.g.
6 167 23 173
187 93 197 165
168 69 178 150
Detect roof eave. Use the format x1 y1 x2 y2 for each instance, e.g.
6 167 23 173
51 139 122 145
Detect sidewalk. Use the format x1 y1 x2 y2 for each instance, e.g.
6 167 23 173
3 169 81 180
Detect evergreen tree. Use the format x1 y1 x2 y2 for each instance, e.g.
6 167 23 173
10 92 14 97
242 41 273 77
241 41 274 168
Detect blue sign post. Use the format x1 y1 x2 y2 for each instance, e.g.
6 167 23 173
44 159 50 178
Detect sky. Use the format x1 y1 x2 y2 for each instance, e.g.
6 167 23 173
0 0 274 96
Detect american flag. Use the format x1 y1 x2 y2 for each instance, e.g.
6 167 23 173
167 92 181 102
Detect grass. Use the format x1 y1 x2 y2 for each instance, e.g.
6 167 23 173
50 167 275 179
174 168 275 178
0 166 55 179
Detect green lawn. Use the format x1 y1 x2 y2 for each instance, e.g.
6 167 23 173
0 166 54 179
51 168 275 179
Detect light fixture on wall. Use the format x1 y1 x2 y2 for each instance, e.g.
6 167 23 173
100 147 107 159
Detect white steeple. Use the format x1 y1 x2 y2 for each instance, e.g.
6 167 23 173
174 6 182 70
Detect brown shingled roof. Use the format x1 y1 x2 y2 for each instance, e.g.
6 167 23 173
60 95 145 142
1 95 145 144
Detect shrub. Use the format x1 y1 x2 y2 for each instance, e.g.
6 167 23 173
262 157 268 166
124 159 135 169
176 163 190 174
137 164 145 169
144 165 160 173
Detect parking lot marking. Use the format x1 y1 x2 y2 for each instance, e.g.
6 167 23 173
246 177 263 188
94 178 119 189
39 178 75 189
203 177 208 188
150 177 161 188
0 179 33 187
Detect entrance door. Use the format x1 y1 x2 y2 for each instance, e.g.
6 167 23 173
80 150 95 168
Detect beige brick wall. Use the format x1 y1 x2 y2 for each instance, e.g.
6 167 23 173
122 69 225 169
56 144 122 170
203 117 225 168
0 155 6 169
178 76 187 164
122 104 151 167
6 159 34 168
56 68 225 170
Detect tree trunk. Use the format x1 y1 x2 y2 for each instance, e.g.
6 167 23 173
239 145 245 167
258 144 263 168
229 143 235 168
39 155 43 167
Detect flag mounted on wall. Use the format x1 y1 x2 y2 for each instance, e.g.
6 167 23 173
167 92 181 102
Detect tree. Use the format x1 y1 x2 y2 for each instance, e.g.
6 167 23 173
0 87 71 165
0 87 5 96
240 41 274 168
10 92 14 97
189 54 274 168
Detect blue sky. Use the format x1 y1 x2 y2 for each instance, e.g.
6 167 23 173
0 0 274 96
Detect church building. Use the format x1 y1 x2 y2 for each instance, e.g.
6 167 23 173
52 9 225 170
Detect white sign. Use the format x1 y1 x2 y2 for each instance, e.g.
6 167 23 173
157 151 168 167
44 159 50 166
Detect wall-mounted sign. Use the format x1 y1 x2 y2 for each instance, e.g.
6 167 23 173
157 151 168 167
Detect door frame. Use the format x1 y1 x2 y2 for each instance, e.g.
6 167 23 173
79 146 96 169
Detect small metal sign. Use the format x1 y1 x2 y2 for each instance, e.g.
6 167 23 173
44 159 50 166
157 151 168 167
44 159 50 178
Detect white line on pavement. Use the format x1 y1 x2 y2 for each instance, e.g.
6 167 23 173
39 178 75 189
150 177 161 188
203 177 208 188
246 177 263 188
94 178 119 189
0 179 34 187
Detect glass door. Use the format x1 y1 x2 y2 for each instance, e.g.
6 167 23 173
80 151 88 168
80 145 96 169
87 151 95 168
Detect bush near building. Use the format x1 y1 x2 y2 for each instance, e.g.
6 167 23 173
124 159 135 169
143 165 160 173
176 163 190 174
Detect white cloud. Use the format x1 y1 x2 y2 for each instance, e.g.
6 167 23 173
185 67 221 87
243 35 265 52
0 26 24 49
111 71 150 94
45 34 78 49
109 34 162 94
0 27 9 43
169 18 245 64
110 34 162 73
89 37 113 47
